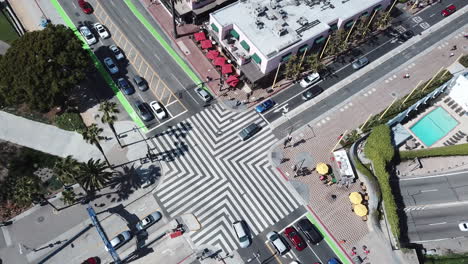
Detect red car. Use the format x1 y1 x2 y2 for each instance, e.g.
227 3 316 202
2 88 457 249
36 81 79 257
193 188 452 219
441 5 456 17
78 0 93 14
82 257 99 264
284 227 307 251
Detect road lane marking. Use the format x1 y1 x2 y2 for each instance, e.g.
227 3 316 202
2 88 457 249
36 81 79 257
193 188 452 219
428 222 447 226
144 65 150 79
421 189 438 193
400 171 467 181
265 242 282 264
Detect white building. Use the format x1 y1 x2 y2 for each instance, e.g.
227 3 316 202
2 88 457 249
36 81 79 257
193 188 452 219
209 0 390 83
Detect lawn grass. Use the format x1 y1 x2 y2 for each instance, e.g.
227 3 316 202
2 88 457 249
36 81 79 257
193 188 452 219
0 8 19 44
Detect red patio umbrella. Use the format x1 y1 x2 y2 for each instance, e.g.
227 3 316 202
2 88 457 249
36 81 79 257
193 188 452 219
201 40 213 49
206 50 219 60
221 64 233 75
213 56 226 66
194 32 206 41
226 75 239 84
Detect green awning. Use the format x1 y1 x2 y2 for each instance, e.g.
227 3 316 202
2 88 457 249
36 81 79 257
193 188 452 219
281 53 292 62
252 53 261 64
329 24 338 31
345 20 354 28
360 11 369 17
230 29 240 39
240 40 250 51
298 45 308 53
374 4 382 11
211 23 219 32
315 36 325 44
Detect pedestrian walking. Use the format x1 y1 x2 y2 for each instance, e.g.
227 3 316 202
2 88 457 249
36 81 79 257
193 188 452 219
449 52 455 57
351 247 357 256
339 240 346 244
363 245 370 255
331 194 337 200
403 73 410 79
451 45 457 50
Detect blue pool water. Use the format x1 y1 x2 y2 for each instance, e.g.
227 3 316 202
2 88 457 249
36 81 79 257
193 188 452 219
410 107 458 146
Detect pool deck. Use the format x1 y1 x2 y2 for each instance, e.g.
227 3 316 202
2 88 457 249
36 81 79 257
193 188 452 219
400 93 468 150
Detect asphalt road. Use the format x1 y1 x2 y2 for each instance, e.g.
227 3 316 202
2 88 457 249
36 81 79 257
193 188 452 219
266 0 468 138
399 171 468 207
406 202 468 243
238 206 338 264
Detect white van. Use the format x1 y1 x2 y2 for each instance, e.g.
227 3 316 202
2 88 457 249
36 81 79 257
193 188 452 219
233 220 250 248
267 231 289 255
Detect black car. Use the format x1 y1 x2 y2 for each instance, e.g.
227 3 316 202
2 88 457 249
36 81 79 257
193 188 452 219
238 123 261 141
134 101 154 122
117 78 135 95
297 219 322 244
302 86 323 101
398 30 414 42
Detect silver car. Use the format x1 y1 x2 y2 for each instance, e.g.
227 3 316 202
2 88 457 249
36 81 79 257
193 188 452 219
352 57 369 70
105 231 132 251
136 211 163 231
109 45 125 61
194 87 212 102
104 57 119 74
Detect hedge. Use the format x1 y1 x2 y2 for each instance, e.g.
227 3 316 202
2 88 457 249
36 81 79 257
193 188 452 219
425 253 468 264
353 157 380 197
364 125 400 241
400 143 468 160
54 112 86 132
459 54 468 68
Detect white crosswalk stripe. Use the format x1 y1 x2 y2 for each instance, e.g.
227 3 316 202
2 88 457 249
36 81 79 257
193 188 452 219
151 104 302 253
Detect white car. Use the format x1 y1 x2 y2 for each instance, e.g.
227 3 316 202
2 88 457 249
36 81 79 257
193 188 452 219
300 72 320 88
104 57 119 74
93 23 109 39
267 231 289 255
136 211 162 231
79 26 96 45
105 231 132 251
109 44 125 61
459 222 468 231
150 101 167 119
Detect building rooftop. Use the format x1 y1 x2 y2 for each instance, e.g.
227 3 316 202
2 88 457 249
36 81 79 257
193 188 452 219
211 0 382 58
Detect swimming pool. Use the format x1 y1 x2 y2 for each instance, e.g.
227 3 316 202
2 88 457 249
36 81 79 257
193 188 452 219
410 107 458 146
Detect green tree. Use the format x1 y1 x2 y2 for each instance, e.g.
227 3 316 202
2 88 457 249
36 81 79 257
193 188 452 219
0 24 92 111
284 56 303 80
13 175 43 206
306 54 325 73
53 155 81 186
61 189 77 205
99 101 121 147
79 158 113 193
80 124 110 166
375 12 390 30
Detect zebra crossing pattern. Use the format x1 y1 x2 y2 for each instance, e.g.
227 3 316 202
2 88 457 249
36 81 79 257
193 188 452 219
150 104 303 253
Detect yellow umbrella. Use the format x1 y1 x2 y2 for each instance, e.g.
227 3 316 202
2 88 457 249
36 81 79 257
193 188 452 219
349 192 363 204
316 163 329 175
354 204 368 217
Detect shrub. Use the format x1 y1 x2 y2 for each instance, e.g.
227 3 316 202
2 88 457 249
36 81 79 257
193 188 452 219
459 55 468 68
54 111 86 132
364 125 394 162
400 143 468 160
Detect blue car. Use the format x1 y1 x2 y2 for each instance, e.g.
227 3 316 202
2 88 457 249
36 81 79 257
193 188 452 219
255 99 275 113
328 258 341 264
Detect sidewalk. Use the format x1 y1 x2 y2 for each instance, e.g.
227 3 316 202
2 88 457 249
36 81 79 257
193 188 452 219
8 0 66 31
270 25 467 263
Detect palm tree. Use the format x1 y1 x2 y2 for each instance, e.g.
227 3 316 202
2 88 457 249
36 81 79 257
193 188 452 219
13 176 43 206
80 124 110 167
79 158 113 193
99 101 121 148
60 189 77 205
53 155 81 186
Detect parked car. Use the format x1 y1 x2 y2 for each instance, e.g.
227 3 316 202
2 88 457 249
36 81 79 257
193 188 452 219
297 218 323 244
266 231 289 255
81 257 99 264
117 78 135 95
133 75 148 91
194 87 212 102
77 0 93 14
109 45 125 61
79 26 96 45
134 101 154 122
105 231 132 251
255 99 275 113
93 23 109 39
300 72 320 88
441 5 456 17
238 123 261 141
136 211 162 231
459 222 468 231
149 101 167 120
284 226 306 251
398 30 414 42
233 220 250 248
104 57 119 74
302 86 323 101
352 57 369 70
328 258 341 264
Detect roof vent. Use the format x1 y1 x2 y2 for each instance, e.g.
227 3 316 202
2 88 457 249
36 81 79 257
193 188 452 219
297 17 308 26
275 23 288 36
255 19 265 29
266 10 278 20
254 5 268 16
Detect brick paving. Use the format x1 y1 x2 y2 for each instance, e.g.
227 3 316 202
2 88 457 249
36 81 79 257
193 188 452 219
272 28 468 261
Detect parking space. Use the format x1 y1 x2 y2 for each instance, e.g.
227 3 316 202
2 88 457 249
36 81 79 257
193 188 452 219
85 1 188 129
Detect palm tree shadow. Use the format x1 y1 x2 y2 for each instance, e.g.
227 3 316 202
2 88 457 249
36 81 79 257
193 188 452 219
107 164 161 202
